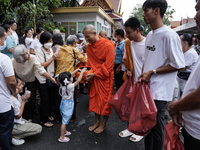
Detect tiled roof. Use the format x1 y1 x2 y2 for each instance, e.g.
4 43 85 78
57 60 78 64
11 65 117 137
109 0 120 12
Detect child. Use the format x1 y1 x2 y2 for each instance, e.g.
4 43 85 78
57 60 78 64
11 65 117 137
11 77 42 145
57 67 87 142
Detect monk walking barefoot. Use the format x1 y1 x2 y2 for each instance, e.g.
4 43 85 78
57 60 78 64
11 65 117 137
83 25 115 134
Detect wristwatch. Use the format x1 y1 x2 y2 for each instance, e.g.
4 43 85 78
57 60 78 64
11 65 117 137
153 69 157 75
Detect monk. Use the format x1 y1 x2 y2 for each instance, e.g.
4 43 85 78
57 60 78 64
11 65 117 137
83 25 115 133
99 30 107 39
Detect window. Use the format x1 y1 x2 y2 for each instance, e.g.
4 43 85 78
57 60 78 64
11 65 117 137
78 22 86 33
86 22 94 26
97 22 101 34
61 22 76 36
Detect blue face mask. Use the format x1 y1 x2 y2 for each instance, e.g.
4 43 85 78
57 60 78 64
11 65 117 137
0 40 6 51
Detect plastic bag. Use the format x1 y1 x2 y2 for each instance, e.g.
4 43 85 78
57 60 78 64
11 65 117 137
108 77 132 121
164 122 185 150
128 78 157 137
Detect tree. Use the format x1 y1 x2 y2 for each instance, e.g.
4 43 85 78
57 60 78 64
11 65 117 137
129 4 175 35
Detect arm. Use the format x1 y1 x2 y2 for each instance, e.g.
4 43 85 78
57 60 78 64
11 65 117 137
74 68 87 87
75 49 87 63
5 76 17 96
71 68 81 77
30 48 35 55
41 53 58 68
8 47 14 53
42 72 57 84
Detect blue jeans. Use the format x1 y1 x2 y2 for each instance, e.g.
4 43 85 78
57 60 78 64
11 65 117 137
0 107 14 150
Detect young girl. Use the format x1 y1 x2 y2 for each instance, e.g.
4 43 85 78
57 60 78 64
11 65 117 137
57 67 87 142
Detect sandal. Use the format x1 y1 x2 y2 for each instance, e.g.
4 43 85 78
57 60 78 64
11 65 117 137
48 116 54 122
58 137 70 143
64 131 71 136
129 134 143 142
119 129 133 138
41 122 54 128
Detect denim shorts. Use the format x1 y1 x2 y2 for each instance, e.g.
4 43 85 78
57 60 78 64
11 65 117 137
60 99 74 125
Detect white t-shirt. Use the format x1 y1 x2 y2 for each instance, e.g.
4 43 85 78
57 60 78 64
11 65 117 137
143 25 185 101
25 37 33 51
123 39 146 83
0 53 15 113
61 83 74 100
183 48 198 72
11 95 25 124
182 56 200 140
11 30 19 45
30 38 42 52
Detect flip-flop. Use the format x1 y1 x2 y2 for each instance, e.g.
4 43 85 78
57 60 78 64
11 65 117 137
64 131 71 136
119 129 133 138
58 137 70 143
129 134 143 142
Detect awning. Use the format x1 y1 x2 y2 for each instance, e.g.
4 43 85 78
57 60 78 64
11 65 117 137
173 20 200 34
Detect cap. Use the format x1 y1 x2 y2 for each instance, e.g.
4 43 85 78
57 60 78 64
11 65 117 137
77 33 84 40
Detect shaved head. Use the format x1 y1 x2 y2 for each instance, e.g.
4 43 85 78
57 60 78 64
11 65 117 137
83 24 99 43
99 30 107 39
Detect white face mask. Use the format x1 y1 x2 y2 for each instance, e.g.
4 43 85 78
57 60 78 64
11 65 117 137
0 40 6 51
44 42 53 49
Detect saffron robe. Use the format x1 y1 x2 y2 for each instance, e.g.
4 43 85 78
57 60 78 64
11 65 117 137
86 36 115 116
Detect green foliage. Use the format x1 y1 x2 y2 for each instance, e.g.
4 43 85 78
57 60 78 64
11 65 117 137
43 21 66 33
129 4 175 35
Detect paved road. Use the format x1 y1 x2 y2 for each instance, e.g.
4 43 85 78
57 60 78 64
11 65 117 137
12 92 176 150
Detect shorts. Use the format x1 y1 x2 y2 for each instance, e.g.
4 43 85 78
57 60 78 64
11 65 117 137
60 99 74 125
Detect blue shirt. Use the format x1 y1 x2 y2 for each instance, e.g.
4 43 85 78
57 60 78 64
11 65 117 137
114 39 125 64
1 35 16 59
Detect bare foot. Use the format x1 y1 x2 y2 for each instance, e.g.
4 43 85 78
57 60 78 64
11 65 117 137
88 123 100 131
94 125 106 133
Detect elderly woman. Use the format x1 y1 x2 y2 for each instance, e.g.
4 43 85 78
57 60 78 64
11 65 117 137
12 45 56 124
56 35 87 122
35 31 58 127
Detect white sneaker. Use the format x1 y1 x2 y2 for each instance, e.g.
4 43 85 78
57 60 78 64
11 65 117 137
12 138 25 145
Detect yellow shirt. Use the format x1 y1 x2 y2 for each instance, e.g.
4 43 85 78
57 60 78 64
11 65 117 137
56 45 87 75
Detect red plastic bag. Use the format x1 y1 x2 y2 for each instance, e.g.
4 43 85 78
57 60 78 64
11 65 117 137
128 78 157 137
108 77 132 121
164 122 185 150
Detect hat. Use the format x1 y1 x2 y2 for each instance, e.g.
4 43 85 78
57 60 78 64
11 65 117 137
77 33 84 40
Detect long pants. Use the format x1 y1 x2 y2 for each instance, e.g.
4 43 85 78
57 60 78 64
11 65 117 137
145 100 167 150
22 81 36 120
114 64 124 91
182 127 200 150
0 107 14 150
12 118 42 139
36 79 55 123
55 85 62 122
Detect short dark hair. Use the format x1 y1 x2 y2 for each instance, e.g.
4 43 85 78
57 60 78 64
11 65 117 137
8 20 16 26
3 24 11 32
36 27 44 34
53 34 63 46
115 29 124 38
33 33 37 39
182 33 193 46
25 29 32 36
0 27 6 38
40 32 53 44
124 17 141 31
142 0 168 18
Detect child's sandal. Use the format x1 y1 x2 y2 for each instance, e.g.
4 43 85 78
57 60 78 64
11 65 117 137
64 131 71 136
58 137 70 143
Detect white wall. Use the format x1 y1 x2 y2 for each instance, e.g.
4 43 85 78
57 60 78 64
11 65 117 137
96 14 111 37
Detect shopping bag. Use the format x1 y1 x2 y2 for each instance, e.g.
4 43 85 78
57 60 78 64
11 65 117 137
164 122 185 150
108 77 132 121
128 78 157 137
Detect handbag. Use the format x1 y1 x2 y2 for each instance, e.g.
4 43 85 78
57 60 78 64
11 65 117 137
177 71 190 80
41 49 56 87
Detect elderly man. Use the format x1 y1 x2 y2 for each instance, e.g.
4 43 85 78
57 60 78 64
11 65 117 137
9 20 19 45
83 25 115 133
56 35 87 122
0 26 17 150
99 30 107 39
53 29 60 35
169 1 200 150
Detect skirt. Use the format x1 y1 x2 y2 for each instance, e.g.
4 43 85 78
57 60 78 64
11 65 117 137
60 99 74 125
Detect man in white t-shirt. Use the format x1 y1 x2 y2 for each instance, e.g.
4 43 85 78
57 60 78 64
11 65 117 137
118 17 146 142
0 27 17 150
169 1 200 150
9 20 19 45
140 1 185 150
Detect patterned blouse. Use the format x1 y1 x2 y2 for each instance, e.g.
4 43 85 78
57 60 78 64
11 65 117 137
56 45 87 75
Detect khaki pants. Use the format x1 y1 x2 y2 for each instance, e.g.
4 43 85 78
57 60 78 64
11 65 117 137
12 118 42 139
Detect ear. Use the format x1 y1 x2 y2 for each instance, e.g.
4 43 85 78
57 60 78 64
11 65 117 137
155 7 160 16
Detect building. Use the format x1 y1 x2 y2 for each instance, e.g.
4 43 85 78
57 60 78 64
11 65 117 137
50 0 123 37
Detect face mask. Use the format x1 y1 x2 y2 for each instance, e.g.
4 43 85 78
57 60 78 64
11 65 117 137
44 42 53 49
0 40 6 51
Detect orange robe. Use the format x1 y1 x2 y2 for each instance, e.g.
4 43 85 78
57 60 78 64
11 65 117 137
86 36 115 116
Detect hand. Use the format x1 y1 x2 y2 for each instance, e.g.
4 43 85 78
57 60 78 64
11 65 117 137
53 53 59 60
51 78 58 85
169 99 178 116
138 70 153 82
85 73 94 82
115 67 121 74
126 70 132 77
22 92 31 102
81 67 88 73
171 111 183 127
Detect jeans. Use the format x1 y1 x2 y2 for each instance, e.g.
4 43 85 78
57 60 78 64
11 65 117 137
114 64 124 91
145 100 167 150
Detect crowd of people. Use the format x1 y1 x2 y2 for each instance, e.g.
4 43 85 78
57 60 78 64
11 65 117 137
1 0 200 150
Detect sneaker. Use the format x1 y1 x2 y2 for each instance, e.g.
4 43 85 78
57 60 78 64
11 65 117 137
12 138 25 145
